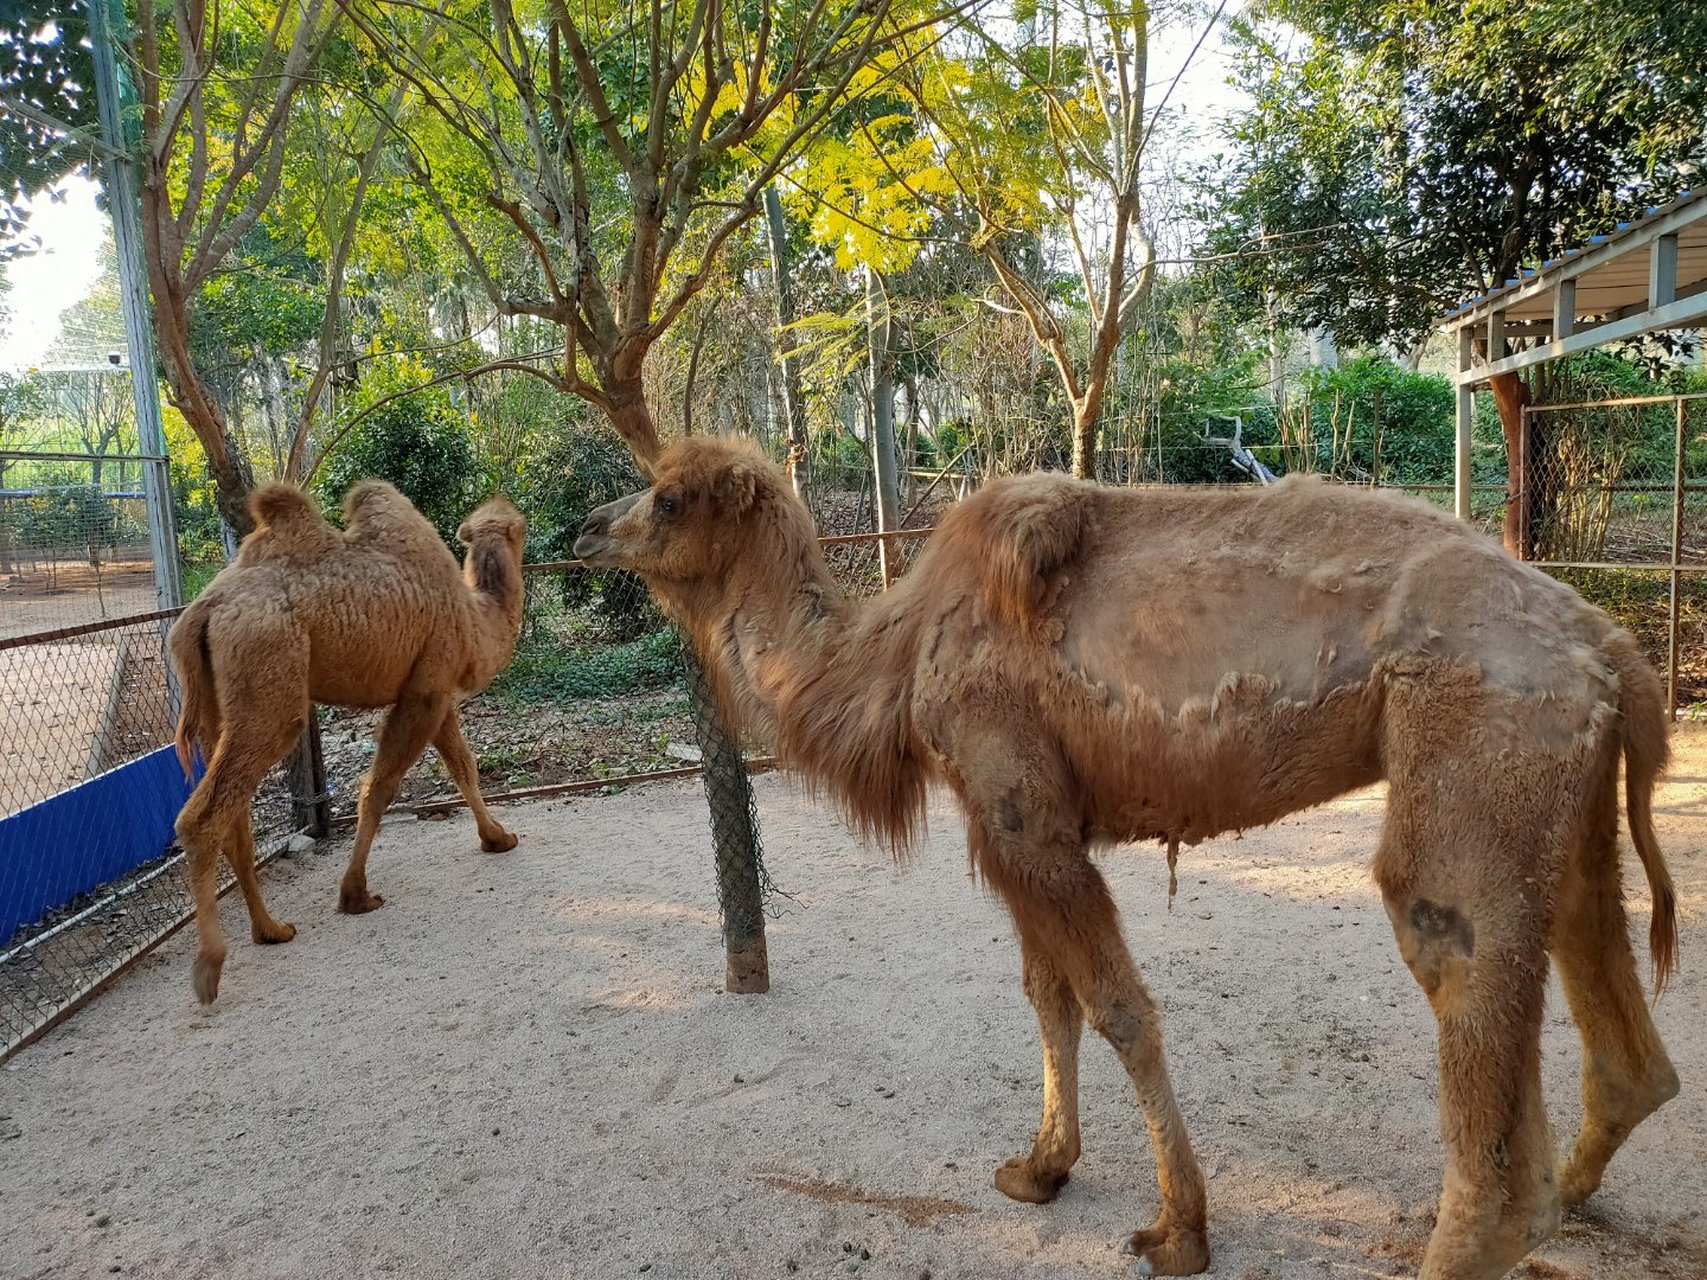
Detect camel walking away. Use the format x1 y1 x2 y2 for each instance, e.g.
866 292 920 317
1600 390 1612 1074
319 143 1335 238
170 480 527 1004
574 439 1680 1280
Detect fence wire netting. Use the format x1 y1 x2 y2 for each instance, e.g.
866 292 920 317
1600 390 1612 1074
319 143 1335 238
1 453 158 635
1 530 924 1055
1521 393 1707 708
8 421 1707 1055
0 607 299 1053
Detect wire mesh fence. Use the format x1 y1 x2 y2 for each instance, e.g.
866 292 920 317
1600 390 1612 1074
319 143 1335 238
7 434 1705 1054
0 452 161 636
0 607 303 1054
0 530 928 1055
1520 393 1707 711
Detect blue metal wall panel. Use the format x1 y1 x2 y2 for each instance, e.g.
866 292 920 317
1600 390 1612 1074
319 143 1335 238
0 747 194 943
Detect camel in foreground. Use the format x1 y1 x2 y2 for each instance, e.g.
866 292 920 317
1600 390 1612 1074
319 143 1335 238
170 480 527 1004
575 439 1680 1280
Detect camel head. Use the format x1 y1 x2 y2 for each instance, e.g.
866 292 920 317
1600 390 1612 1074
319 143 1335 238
456 495 528 602
574 438 809 598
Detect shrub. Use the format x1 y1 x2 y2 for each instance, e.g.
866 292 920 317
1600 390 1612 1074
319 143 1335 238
315 355 480 545
518 424 662 642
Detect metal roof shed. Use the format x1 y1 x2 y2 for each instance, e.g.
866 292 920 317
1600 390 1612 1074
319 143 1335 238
1441 189 1707 518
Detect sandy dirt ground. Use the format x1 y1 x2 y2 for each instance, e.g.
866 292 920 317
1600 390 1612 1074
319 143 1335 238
3 734 1705 1280
1 562 159 640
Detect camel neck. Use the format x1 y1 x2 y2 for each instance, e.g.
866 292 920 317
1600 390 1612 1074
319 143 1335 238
686 539 926 851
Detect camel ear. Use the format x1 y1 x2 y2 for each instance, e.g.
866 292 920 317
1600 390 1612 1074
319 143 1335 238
455 519 474 546
715 459 763 514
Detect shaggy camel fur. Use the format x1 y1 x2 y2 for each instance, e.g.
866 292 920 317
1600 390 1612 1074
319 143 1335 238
575 439 1680 1280
170 481 526 1004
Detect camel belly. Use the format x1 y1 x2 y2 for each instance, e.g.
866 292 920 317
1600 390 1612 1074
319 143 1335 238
1050 667 1387 845
307 632 426 708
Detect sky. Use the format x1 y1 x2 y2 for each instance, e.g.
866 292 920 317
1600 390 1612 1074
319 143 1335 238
0 1 1250 377
0 175 108 372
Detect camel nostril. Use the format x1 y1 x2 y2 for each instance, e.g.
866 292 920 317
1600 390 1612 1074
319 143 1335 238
580 511 609 537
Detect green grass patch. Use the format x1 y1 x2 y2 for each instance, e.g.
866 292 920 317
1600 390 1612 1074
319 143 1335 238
494 628 685 702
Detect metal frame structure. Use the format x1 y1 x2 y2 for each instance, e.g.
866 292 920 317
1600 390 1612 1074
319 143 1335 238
1442 189 1707 518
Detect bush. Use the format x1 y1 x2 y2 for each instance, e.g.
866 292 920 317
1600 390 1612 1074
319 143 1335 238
1294 356 1455 486
315 355 481 544
518 424 662 641
496 628 683 702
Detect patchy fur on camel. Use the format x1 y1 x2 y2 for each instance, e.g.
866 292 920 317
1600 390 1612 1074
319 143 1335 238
169 480 526 1005
576 438 1681 1280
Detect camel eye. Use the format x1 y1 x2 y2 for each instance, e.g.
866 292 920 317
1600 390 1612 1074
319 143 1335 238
655 490 682 520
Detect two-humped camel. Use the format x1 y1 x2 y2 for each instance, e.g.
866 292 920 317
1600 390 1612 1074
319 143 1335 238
170 480 526 1004
574 438 1680 1280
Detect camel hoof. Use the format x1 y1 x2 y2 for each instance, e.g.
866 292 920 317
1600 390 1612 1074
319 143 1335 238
338 889 385 915
994 1156 1069 1204
1122 1220 1210 1276
191 953 224 1005
252 920 297 945
481 830 518 853
1558 1161 1599 1209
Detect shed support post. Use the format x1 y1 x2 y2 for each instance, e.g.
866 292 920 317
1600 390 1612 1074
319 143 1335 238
1455 326 1474 521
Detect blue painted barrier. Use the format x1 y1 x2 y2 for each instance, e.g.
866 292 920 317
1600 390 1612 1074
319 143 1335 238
0 746 197 943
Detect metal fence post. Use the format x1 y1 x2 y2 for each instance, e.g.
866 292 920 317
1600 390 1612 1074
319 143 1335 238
1668 396 1686 720
87 0 183 618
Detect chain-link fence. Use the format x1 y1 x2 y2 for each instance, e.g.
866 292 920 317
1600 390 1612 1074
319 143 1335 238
1 452 159 636
0 605 302 1054
1 530 929 1056
1521 393 1707 713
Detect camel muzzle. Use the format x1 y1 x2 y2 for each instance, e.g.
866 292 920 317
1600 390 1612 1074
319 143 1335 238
574 491 643 564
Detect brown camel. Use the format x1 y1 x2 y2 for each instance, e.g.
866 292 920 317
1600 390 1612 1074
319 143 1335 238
170 480 527 1004
575 438 1680 1280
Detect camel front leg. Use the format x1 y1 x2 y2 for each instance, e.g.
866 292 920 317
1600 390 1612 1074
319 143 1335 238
994 932 1084 1204
975 815 1208 1275
339 692 449 914
433 709 517 853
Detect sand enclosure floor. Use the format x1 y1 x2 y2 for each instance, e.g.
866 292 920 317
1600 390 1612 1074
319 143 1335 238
3 734 1706 1280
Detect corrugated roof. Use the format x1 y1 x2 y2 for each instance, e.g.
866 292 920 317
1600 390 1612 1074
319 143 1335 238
1440 187 1707 326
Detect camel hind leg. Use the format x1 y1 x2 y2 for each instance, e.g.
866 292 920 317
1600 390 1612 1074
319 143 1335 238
339 691 451 914
1377 682 1575 1279
226 805 296 946
174 684 308 1002
1551 748 1679 1206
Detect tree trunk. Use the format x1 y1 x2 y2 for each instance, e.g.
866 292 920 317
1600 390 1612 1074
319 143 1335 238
764 186 812 509
867 268 901 584
1490 371 1529 556
606 381 663 473
604 377 769 993
1070 397 1102 481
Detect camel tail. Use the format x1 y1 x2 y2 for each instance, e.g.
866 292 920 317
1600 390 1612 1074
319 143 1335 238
1610 631 1678 996
169 602 220 780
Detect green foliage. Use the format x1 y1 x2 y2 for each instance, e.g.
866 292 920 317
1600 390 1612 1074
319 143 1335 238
1295 357 1456 485
0 4 91 249
495 629 684 703
1201 0 1707 347
519 424 661 641
314 355 479 544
